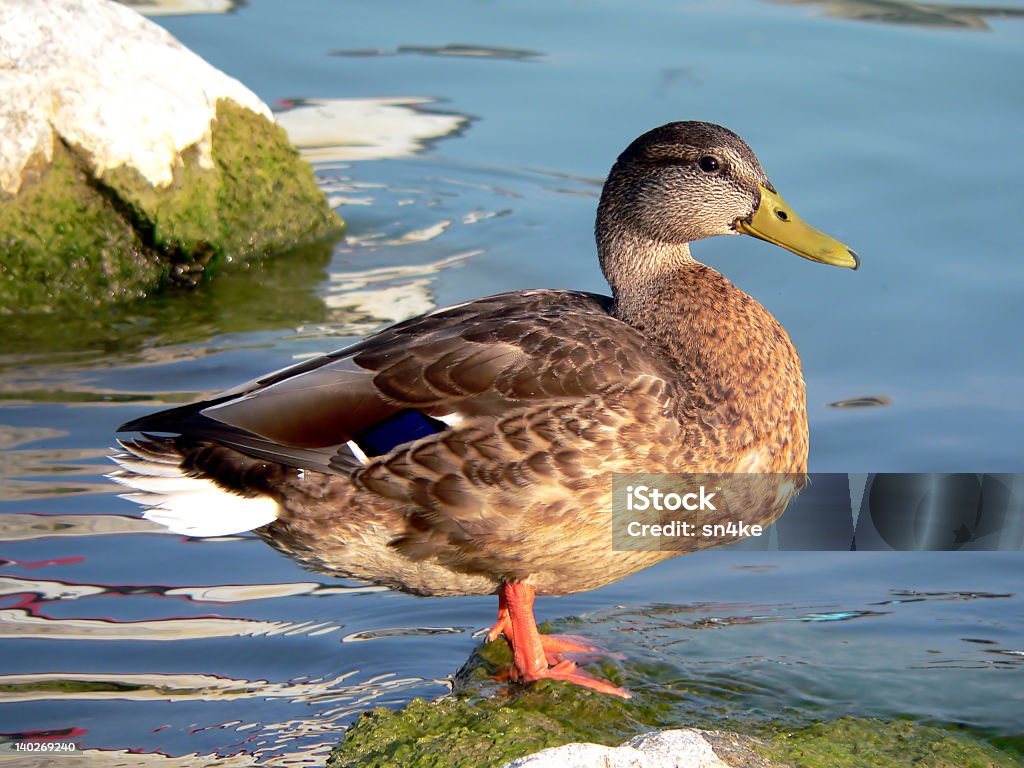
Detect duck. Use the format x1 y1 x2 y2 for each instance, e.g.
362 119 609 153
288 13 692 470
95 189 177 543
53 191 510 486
111 121 858 699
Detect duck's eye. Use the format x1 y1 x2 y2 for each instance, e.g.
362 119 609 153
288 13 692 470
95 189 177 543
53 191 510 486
698 156 720 173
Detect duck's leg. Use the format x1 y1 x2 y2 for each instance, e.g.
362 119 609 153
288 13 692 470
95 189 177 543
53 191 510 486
486 592 601 659
487 582 630 699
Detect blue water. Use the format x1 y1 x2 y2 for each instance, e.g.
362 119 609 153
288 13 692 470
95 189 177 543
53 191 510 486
2 0 1023 764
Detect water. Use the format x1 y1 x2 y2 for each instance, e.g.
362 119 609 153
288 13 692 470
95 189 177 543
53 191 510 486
2 0 1023 764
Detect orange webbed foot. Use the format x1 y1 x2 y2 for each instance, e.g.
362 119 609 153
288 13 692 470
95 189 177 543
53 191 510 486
524 658 631 699
487 582 631 699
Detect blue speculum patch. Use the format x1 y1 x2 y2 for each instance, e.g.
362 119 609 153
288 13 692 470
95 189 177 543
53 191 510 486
353 410 448 456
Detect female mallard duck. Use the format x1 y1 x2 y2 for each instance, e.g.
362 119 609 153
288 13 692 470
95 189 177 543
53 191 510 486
112 121 857 698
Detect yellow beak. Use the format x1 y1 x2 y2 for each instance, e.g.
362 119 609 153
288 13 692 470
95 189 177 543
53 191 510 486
735 184 859 270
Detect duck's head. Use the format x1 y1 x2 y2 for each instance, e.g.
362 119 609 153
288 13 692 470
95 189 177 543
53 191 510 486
597 121 858 290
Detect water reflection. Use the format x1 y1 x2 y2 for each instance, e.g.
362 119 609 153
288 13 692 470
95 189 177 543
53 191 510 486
0 666 440 767
0 608 339 642
872 588 1014 603
768 0 1024 30
324 250 483 329
0 437 111 502
275 97 471 164
329 44 542 61
120 0 244 17
0 561 450 763
0 513 166 541
341 626 468 642
0 668 425 704
826 395 893 408
546 590 1023 734
0 575 384 603
0 238 337 367
0 568 412 644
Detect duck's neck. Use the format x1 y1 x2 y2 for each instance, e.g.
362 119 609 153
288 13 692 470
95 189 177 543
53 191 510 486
600 231 731 355
600 229 808 471
600 231 699 332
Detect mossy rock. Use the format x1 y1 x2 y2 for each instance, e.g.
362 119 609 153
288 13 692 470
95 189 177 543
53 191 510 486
760 717 1021 768
328 635 1022 768
0 100 342 313
327 638 671 768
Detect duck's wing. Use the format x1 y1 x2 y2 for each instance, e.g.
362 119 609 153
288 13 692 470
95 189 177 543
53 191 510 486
118 289 672 475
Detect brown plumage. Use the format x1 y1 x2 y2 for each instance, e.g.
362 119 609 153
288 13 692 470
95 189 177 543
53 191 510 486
112 121 857 697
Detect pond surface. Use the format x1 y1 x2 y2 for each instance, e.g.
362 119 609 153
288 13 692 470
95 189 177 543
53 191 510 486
2 0 1023 764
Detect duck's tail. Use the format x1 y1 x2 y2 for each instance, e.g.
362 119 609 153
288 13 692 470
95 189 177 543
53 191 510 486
108 436 280 537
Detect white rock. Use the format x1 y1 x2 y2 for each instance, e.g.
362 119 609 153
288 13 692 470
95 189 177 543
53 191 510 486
0 0 271 195
501 729 734 768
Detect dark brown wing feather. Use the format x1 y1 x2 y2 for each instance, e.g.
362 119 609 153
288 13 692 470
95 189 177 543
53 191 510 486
118 289 676 476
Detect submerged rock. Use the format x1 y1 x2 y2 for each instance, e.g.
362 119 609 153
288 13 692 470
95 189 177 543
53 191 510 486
0 0 342 312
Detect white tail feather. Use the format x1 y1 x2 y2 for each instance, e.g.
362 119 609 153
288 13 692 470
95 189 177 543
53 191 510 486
110 471 222 495
108 450 279 537
110 455 182 477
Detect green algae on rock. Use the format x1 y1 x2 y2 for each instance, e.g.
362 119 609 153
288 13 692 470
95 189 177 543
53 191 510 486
328 635 1023 768
0 100 342 313
327 637 668 768
760 717 1022 768
0 138 161 312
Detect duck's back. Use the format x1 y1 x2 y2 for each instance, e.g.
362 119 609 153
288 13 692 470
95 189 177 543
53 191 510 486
120 289 678 469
